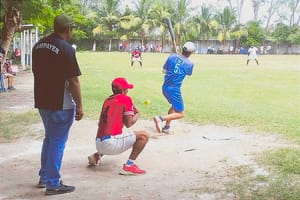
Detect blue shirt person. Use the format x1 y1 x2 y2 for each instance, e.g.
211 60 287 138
153 42 195 134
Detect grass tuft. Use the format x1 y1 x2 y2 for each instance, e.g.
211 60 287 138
0 111 40 142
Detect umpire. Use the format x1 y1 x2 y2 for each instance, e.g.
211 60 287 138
32 14 83 195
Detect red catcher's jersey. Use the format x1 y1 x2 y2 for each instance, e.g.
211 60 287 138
133 49 141 58
97 94 134 138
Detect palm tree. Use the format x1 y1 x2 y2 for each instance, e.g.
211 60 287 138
182 17 201 42
215 6 237 45
149 0 172 50
194 5 215 42
92 25 103 51
172 0 193 46
118 13 140 50
230 24 248 51
132 0 154 48
96 0 121 51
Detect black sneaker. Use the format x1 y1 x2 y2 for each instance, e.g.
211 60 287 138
45 183 75 196
7 86 16 91
37 180 46 188
37 180 63 189
162 126 170 134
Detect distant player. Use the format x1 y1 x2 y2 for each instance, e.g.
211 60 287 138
153 42 195 134
131 48 142 67
246 46 259 66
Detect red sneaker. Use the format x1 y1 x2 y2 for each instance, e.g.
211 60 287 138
119 164 146 175
88 153 100 166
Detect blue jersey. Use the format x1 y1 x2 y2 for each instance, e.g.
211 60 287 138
163 54 194 88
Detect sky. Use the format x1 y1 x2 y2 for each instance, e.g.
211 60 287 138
190 0 254 23
121 0 255 24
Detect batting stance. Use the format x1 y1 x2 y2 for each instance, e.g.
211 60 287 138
153 42 195 134
88 77 149 175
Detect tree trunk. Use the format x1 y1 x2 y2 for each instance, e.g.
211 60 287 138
1 4 22 54
265 0 275 30
252 0 263 21
92 40 96 51
289 0 300 26
141 30 145 51
109 38 112 51
1 3 22 82
226 0 245 24
161 34 165 52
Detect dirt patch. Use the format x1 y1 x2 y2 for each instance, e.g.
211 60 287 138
0 70 34 112
0 70 294 200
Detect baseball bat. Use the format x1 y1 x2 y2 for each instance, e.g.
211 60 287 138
165 17 178 54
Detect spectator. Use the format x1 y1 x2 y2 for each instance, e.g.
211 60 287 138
0 54 17 91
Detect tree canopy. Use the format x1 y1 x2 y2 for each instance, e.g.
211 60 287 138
0 0 299 52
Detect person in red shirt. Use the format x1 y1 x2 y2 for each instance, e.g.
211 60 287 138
14 48 21 57
131 48 142 67
88 77 149 175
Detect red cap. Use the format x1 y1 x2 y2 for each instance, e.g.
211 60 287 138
112 77 134 89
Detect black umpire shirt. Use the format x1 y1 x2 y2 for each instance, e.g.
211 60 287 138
32 33 81 110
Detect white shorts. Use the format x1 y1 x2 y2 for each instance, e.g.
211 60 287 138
248 54 258 59
96 131 136 155
132 57 142 62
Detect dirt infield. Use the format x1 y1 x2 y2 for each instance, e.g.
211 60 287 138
0 71 293 200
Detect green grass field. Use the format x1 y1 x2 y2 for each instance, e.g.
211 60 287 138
77 52 300 199
77 52 300 142
0 52 299 199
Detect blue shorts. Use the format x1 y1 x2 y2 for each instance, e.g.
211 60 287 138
162 85 184 112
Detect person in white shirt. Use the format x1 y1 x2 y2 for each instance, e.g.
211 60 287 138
246 46 259 66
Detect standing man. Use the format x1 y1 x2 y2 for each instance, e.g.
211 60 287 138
153 42 195 133
246 46 259 66
88 77 149 175
131 47 142 67
32 14 83 196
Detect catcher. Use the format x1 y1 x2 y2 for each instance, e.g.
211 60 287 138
131 47 142 67
88 77 149 175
